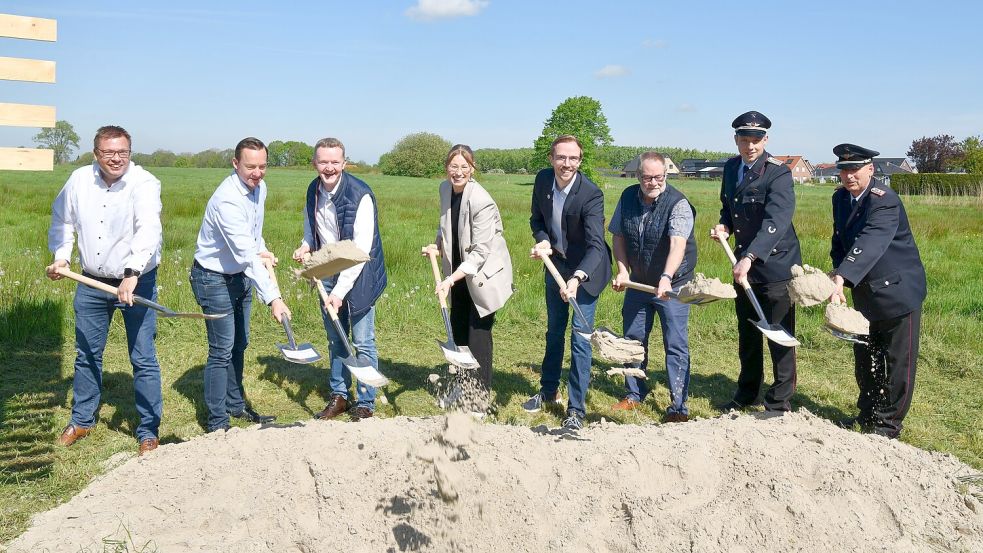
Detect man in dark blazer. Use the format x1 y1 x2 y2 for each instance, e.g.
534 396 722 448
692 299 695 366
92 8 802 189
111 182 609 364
524 134 612 431
711 111 801 412
829 143 926 439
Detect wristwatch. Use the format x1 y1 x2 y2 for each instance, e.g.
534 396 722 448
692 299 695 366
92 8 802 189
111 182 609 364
573 274 586 283
124 268 141 278
660 273 672 281
743 253 757 262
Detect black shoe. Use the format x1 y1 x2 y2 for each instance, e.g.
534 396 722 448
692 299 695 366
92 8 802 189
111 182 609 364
230 407 276 424
720 398 760 411
836 417 857 429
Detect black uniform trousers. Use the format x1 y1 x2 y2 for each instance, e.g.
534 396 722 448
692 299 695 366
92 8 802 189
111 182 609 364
450 283 495 391
733 280 797 411
853 308 920 438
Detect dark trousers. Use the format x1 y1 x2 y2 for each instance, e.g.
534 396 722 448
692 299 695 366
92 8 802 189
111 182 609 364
854 309 920 438
450 283 495 390
733 280 797 411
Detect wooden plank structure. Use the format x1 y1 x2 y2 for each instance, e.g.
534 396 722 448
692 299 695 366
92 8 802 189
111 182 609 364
0 13 57 171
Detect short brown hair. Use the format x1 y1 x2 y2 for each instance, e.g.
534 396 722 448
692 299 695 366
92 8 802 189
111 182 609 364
93 125 131 150
314 137 346 158
639 151 666 165
445 144 476 171
234 137 267 160
550 134 583 156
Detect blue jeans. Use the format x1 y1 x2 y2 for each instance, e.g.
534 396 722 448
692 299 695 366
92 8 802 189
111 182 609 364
190 263 252 431
71 268 162 441
319 278 378 410
541 270 598 418
621 288 692 415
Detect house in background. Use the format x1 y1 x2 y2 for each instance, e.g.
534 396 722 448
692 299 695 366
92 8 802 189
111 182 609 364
680 158 728 179
772 155 814 183
813 157 915 186
621 155 679 178
813 163 839 183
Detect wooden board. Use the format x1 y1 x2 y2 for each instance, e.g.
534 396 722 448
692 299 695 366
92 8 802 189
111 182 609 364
0 56 55 83
0 147 54 171
0 14 57 41
0 102 55 127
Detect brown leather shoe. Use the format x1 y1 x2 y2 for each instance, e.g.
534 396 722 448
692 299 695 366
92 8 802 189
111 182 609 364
314 395 348 420
56 424 92 447
612 398 640 411
351 406 373 421
138 438 159 456
664 412 689 423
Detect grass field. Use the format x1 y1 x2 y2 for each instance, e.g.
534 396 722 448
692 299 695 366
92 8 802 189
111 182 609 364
1 166 981 542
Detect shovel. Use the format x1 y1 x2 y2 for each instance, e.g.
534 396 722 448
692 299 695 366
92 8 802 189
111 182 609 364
715 237 800 347
622 279 721 306
533 248 593 340
262 258 323 364
422 245 480 369
312 278 389 387
825 296 870 345
55 267 227 319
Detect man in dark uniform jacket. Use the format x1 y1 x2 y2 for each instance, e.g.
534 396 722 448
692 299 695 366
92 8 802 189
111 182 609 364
711 111 801 412
829 143 926 439
524 134 612 431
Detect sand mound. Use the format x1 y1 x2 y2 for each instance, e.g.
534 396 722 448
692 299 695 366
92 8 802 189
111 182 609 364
591 327 645 364
297 241 370 280
826 302 871 335
10 412 982 552
788 264 836 307
678 272 736 301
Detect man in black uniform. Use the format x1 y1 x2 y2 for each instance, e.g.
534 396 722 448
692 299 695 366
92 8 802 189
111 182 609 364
711 111 801 412
828 143 926 439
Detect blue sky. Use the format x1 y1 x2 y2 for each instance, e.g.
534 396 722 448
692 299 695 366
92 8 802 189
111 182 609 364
2 0 980 165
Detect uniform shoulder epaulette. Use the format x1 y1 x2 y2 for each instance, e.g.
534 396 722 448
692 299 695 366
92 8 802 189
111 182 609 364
870 187 886 196
767 156 782 166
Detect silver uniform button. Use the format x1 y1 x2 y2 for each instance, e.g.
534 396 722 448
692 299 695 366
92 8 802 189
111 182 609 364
884 281 889 285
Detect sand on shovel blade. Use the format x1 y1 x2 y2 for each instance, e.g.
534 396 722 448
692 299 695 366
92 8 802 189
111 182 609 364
676 272 736 302
825 302 870 335
298 240 371 280
787 264 837 307
590 327 645 364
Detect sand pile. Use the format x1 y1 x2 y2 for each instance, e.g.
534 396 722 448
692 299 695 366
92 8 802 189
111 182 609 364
826 302 871 335
590 327 645 364
677 272 736 302
787 264 836 307
9 411 982 552
297 241 370 280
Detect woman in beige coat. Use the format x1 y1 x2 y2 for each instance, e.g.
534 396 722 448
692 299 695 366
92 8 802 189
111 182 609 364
429 144 513 396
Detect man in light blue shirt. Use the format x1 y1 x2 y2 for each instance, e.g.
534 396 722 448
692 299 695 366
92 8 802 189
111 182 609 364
191 137 291 432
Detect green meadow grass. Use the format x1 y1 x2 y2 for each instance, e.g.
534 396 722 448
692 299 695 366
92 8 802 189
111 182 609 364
0 167 980 541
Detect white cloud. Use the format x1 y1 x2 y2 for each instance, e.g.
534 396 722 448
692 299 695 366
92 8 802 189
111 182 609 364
405 0 489 21
594 64 630 79
641 38 668 48
676 103 697 113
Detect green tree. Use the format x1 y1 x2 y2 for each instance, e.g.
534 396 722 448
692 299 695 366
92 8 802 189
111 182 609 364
532 96 613 183
268 140 289 167
957 135 983 174
284 141 314 167
379 132 452 178
33 120 80 164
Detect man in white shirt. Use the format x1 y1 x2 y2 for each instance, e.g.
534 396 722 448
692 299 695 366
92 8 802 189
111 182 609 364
292 137 387 420
191 137 290 433
45 125 164 455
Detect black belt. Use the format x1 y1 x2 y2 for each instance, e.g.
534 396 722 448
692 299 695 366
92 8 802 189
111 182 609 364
82 271 123 286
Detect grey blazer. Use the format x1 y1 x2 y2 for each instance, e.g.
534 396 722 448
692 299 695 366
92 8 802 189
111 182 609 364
436 179 514 317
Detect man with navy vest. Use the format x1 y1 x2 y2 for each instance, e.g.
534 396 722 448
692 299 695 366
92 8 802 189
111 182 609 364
829 143 926 439
292 137 387 421
711 111 801 413
609 152 697 422
524 135 612 431
192 137 290 433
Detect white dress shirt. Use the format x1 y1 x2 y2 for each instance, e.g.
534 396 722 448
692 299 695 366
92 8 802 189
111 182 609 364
48 162 162 278
301 182 374 300
194 172 280 304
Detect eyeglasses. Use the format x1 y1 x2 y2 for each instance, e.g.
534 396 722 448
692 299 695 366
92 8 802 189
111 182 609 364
552 155 581 164
96 149 131 160
640 174 667 183
447 165 472 172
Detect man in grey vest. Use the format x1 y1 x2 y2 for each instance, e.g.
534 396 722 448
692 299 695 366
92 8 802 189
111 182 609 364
610 152 697 422
292 137 387 421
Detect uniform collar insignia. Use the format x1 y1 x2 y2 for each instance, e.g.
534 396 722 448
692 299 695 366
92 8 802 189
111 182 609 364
870 187 886 196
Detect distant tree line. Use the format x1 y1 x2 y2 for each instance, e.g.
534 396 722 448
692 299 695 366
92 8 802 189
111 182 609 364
74 139 322 169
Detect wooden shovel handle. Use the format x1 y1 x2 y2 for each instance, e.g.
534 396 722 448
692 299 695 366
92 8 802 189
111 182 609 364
55 267 119 296
301 252 340 321
623 280 658 294
534 248 568 290
715 235 752 290
423 246 449 309
261 257 279 288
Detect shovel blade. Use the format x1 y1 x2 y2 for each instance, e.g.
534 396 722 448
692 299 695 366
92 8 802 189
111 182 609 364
667 291 721 306
825 326 869 345
750 319 801 347
343 358 389 387
276 342 322 364
437 340 480 369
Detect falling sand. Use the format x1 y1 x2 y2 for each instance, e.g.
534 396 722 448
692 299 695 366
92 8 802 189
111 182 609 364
8 411 982 552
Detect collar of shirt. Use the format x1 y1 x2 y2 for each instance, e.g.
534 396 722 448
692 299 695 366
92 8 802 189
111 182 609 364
739 159 757 178
234 174 261 198
552 177 572 199
851 186 869 204
91 161 134 189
